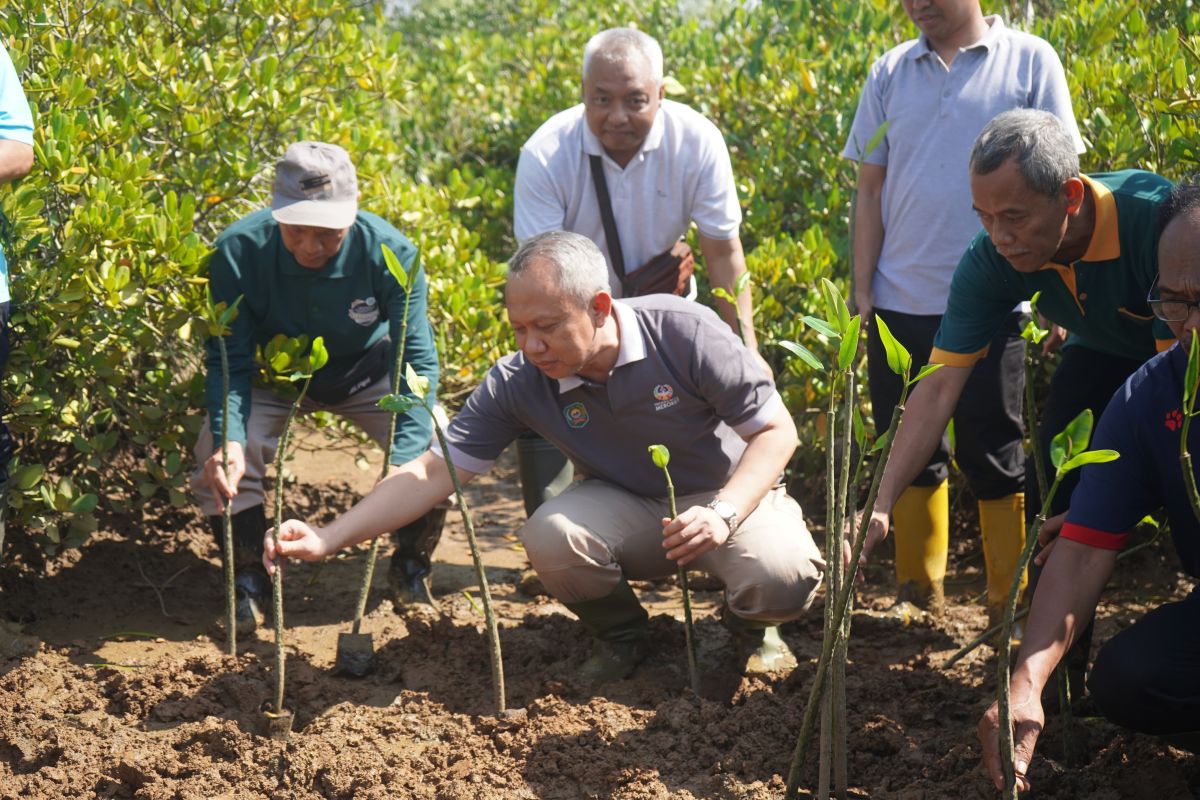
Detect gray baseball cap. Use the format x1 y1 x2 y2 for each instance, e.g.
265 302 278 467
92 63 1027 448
271 141 358 229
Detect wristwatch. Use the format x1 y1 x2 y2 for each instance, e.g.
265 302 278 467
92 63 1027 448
707 497 739 536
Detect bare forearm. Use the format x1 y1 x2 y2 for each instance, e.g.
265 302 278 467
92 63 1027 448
875 365 970 513
719 408 798 519
0 141 33 185
322 451 466 551
852 163 885 314
701 235 757 348
1011 539 1116 695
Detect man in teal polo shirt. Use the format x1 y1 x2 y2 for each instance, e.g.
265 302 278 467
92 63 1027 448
862 108 1172 596
190 142 441 636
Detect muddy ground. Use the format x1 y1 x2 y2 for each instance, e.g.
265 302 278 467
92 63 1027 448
0 427 1195 799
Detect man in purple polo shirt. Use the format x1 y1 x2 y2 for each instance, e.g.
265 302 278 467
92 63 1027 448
266 231 824 685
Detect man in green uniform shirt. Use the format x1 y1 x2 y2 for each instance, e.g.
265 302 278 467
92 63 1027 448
862 110 1172 669
190 142 441 636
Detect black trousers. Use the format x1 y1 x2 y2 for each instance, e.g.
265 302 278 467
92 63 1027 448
867 308 1026 500
1026 344 1145 522
1088 587 1200 753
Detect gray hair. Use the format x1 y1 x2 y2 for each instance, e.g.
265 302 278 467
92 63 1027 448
508 231 611 307
970 109 1080 198
582 28 664 84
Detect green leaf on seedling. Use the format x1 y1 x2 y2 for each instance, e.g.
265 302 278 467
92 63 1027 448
819 278 851 335
864 120 890 159
405 362 431 401
852 405 866 451
647 443 671 469
379 393 420 415
733 271 751 296
837 315 860 371
712 287 734 304
1021 318 1049 345
778 340 823 371
1050 408 1094 469
1139 514 1160 529
308 336 328 372
802 315 839 339
910 363 944 385
1060 449 1119 474
871 428 891 453
874 313 910 378
381 243 409 289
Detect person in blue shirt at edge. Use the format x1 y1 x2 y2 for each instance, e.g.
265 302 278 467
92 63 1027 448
978 180 1200 793
0 43 35 656
189 142 441 637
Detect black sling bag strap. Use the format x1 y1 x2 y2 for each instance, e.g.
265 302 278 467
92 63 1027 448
588 154 627 282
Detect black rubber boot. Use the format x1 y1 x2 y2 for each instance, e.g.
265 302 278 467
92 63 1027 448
388 504 448 612
563 580 650 686
515 433 574 518
207 505 271 637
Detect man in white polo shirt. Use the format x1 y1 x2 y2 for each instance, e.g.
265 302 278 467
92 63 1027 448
514 27 763 515
845 0 1083 625
267 231 824 685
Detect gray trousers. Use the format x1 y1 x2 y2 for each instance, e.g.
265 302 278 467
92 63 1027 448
191 376 399 516
521 479 825 623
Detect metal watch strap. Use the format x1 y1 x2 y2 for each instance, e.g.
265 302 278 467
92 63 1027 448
707 497 739 535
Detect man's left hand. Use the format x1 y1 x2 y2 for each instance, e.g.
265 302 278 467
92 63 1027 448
661 505 731 566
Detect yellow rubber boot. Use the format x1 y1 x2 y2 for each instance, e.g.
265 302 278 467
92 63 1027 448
980 493 1027 631
890 480 949 619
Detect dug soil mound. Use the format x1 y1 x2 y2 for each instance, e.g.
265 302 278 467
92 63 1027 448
0 433 1195 798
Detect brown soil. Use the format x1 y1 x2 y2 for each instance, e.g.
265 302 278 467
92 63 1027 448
0 427 1195 799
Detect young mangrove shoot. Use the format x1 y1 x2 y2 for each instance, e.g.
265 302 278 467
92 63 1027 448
647 443 700 694
994 408 1118 798
338 244 420 676
782 310 941 799
202 289 242 656
264 334 328 729
380 364 506 712
1181 334 1200 523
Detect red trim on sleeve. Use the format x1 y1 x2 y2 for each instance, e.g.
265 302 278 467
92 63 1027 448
1060 521 1128 551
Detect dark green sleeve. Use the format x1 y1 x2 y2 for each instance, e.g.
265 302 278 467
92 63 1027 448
932 234 1022 365
382 244 439 465
203 243 255 447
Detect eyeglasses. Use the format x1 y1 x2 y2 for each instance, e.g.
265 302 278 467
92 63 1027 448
1146 276 1200 322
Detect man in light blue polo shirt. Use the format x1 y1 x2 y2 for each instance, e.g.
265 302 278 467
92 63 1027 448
0 43 34 552
844 0 1082 624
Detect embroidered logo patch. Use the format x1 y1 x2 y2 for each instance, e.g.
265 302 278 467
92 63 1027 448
348 297 380 326
1166 408 1184 432
563 402 590 429
653 383 679 412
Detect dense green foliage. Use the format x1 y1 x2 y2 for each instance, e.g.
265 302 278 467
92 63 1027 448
0 0 1197 551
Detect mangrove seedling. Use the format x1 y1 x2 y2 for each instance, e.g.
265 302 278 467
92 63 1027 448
782 309 941 799
647 443 700 694
993 408 1117 798
262 333 328 738
336 243 421 677
201 288 242 656
380 364 506 712
711 270 753 347
1181 334 1200 523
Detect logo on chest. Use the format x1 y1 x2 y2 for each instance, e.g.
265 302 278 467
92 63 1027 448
653 383 679 412
348 297 380 326
563 401 590 429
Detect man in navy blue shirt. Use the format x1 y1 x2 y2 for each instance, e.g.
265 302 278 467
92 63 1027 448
978 181 1200 792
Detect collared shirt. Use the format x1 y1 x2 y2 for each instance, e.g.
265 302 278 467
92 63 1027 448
204 209 439 463
514 100 741 297
0 44 33 305
842 16 1083 315
932 170 1174 366
1061 344 1200 578
437 295 783 496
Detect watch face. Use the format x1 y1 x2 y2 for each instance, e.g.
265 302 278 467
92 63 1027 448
714 500 736 518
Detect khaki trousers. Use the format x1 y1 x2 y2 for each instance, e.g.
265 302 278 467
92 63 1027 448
190 376 399 516
521 479 825 623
